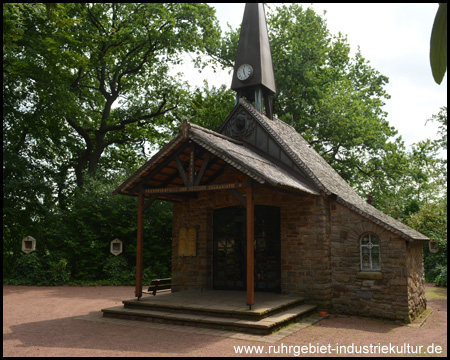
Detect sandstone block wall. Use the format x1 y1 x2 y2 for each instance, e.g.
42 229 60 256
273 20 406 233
330 201 426 322
171 167 332 308
406 241 427 321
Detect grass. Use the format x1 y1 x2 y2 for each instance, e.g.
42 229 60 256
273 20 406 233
425 284 447 300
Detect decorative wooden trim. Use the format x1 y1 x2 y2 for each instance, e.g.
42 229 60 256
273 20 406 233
195 152 211 186
180 119 191 139
189 144 195 186
239 99 327 191
144 182 251 195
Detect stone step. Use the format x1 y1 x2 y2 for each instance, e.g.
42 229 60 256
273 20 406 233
101 303 317 335
122 296 306 320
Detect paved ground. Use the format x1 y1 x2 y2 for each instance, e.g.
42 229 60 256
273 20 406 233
3 284 447 357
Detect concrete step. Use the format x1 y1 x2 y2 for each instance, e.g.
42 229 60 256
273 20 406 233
122 295 306 320
101 303 317 335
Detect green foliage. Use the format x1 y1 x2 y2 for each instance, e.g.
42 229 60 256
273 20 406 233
430 3 447 84
434 265 447 287
102 256 134 285
3 4 447 289
187 81 235 131
9 253 43 285
4 175 173 285
268 5 397 188
370 138 447 220
427 106 447 157
47 175 173 281
9 252 71 286
143 262 171 283
101 256 171 286
407 197 447 286
3 3 221 188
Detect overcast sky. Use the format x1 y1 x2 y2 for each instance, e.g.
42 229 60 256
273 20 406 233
176 3 447 157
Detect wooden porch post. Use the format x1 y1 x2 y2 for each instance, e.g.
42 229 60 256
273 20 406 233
246 185 255 309
135 193 144 299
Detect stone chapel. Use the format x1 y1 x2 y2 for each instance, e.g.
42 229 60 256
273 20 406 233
113 3 429 323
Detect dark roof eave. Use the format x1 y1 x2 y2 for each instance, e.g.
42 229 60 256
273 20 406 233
335 196 430 242
188 130 320 196
112 133 184 196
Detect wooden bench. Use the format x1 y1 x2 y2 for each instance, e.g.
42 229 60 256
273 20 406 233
142 278 171 296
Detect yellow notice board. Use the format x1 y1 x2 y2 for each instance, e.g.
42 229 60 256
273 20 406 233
179 227 196 257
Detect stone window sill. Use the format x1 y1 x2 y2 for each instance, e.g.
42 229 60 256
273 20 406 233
356 271 382 280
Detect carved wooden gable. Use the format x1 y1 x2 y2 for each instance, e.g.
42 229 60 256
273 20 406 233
219 101 316 190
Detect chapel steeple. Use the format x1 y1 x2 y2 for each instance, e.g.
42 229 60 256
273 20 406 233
231 3 276 119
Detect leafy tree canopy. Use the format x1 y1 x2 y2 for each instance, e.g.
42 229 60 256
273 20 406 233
3 3 221 189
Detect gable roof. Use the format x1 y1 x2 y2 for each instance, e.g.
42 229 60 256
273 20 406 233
114 99 429 242
113 120 320 199
231 99 429 242
188 124 319 195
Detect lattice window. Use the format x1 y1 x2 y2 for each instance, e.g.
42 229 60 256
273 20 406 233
360 234 381 271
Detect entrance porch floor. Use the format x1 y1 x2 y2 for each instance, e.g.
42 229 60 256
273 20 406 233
127 290 305 317
101 290 317 335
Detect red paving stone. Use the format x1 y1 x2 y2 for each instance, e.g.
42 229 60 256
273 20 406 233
3 284 447 357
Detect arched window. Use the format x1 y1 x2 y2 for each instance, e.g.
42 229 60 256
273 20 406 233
360 234 381 271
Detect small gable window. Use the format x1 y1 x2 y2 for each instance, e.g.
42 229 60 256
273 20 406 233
360 234 381 271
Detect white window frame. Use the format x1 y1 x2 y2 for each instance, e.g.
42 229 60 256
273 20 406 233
360 233 381 271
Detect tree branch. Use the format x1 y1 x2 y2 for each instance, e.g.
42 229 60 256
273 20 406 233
86 5 107 34
67 115 93 151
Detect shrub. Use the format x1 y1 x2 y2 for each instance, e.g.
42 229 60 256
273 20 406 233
434 265 447 287
9 252 71 285
102 255 135 285
407 198 447 287
44 256 71 285
10 253 43 285
4 175 173 285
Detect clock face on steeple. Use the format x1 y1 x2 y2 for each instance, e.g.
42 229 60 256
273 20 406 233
230 4 276 119
236 64 254 81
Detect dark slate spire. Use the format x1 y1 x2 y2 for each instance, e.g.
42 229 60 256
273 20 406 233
231 3 276 119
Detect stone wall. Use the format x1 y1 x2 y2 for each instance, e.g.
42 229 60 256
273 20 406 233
171 166 332 309
406 241 427 321
171 191 213 292
330 201 424 322
279 191 332 309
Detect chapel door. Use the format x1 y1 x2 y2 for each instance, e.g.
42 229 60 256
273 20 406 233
213 205 281 292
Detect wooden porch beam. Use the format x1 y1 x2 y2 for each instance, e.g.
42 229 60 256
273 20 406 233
194 152 211 186
155 147 204 189
135 193 144 299
246 185 255 309
129 142 191 194
143 194 158 212
201 158 226 184
230 189 247 208
175 155 189 186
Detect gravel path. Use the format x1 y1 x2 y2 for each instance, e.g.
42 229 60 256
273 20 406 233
3 284 447 357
